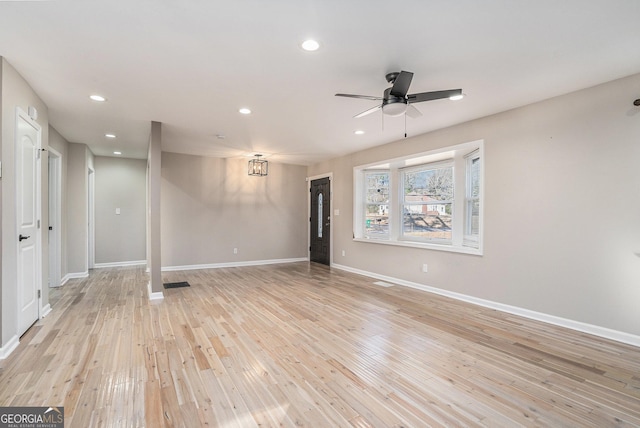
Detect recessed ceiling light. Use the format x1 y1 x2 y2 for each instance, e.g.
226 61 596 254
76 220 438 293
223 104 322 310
449 93 465 101
239 108 252 115
105 133 116 138
113 151 122 155
89 94 107 102
301 39 320 51
354 130 365 135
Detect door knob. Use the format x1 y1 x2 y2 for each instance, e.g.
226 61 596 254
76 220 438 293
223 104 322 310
19 234 30 241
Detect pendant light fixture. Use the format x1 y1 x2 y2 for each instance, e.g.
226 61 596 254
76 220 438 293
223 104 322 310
248 154 268 176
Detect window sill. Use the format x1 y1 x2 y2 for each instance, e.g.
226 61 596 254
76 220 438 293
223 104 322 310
353 237 483 256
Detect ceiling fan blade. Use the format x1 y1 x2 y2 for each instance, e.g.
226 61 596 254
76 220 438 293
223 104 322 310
389 71 414 98
354 104 382 118
406 104 422 118
335 93 383 101
407 89 462 103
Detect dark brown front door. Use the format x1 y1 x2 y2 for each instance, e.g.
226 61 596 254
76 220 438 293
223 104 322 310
310 177 330 265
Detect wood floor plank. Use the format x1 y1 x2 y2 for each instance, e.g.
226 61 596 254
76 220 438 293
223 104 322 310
1 263 639 427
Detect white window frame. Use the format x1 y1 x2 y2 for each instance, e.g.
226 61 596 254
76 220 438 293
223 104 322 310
353 140 483 255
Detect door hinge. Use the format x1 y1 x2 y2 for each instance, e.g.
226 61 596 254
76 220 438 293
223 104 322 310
37 219 40 229
38 289 41 299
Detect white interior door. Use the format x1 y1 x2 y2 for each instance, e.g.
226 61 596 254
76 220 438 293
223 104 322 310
16 109 41 336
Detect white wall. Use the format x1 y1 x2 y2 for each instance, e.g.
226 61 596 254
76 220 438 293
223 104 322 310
308 72 640 338
161 153 308 268
94 156 146 265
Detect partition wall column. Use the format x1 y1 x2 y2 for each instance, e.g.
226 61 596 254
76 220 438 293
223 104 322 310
148 121 163 297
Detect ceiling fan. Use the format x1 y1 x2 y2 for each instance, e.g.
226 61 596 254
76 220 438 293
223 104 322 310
336 71 462 119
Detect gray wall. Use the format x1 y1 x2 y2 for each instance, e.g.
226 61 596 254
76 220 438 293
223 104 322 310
66 142 93 275
161 153 308 267
94 156 146 264
308 72 640 337
148 122 162 293
0 58 49 349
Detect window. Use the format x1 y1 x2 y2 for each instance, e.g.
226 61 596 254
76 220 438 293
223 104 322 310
364 171 389 238
464 151 481 246
402 162 453 243
354 140 483 255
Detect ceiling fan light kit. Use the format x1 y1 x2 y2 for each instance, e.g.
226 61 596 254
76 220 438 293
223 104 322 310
381 102 407 117
336 70 462 119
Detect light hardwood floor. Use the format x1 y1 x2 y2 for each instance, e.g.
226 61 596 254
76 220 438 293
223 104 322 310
1 263 639 427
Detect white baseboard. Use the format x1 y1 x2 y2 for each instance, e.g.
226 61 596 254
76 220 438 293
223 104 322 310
162 257 308 272
0 335 19 360
61 271 89 285
331 263 640 348
94 260 147 269
40 304 52 318
147 281 164 301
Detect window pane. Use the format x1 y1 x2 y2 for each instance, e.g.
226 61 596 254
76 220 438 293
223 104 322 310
365 204 389 237
366 173 389 204
469 157 480 198
318 193 323 238
404 167 453 202
468 199 480 236
402 166 453 241
403 204 452 240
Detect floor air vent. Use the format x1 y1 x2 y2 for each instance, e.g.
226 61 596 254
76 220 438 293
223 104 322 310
163 281 191 289
373 281 394 288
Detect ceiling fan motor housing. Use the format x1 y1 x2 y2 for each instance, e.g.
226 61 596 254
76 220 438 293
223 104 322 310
385 72 400 84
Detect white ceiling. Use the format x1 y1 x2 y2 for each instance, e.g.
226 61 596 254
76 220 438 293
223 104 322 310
1 0 639 165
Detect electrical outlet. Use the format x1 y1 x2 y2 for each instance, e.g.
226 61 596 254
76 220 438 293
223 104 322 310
233 248 238 254
342 250 346 257
422 263 428 273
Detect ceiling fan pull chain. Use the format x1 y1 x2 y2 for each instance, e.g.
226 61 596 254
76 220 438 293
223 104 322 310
404 113 407 138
